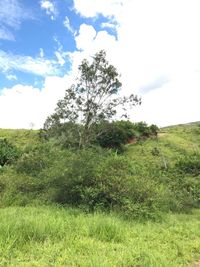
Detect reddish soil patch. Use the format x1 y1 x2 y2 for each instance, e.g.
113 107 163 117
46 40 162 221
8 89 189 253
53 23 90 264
127 137 137 144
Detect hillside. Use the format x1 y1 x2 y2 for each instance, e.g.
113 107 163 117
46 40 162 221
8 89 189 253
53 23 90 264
0 122 199 266
126 122 200 172
0 122 199 213
0 128 39 149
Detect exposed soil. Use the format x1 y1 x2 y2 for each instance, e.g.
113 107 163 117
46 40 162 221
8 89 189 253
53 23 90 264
189 260 200 266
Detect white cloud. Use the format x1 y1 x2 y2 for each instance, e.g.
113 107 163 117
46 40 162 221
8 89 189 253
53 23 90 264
0 50 62 77
75 24 96 51
101 22 116 30
0 85 42 129
0 76 73 129
74 24 117 54
0 28 15 41
40 0 58 20
73 0 122 19
0 0 33 40
55 51 65 66
72 0 200 126
63 16 74 33
0 0 30 28
39 48 44 58
53 37 69 67
68 24 117 77
6 74 17 81
133 72 200 126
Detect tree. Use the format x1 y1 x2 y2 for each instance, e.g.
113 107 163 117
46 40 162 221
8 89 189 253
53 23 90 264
44 50 141 148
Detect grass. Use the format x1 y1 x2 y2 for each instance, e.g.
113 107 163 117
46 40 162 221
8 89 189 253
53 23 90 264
0 206 199 266
0 128 39 150
126 122 200 171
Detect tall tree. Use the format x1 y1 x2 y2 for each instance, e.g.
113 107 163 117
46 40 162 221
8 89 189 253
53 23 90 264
44 50 141 147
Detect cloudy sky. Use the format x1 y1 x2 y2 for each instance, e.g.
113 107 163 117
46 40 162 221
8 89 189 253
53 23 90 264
0 0 199 129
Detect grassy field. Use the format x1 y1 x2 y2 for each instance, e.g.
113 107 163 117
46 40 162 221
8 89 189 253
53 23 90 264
0 206 199 267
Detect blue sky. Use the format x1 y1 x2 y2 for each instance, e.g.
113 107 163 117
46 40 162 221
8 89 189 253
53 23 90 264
0 0 116 88
0 0 199 128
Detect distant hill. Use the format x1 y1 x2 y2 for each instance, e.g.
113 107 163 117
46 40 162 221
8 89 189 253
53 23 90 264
162 120 200 129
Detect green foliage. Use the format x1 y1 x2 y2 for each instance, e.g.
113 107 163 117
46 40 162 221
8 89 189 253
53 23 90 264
42 149 134 209
15 144 51 176
44 50 141 147
149 124 159 136
114 120 137 138
0 122 199 220
0 138 20 166
96 123 128 150
175 152 200 176
96 121 159 151
134 121 151 138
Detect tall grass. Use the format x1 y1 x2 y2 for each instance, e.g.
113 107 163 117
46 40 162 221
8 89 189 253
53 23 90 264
0 206 199 266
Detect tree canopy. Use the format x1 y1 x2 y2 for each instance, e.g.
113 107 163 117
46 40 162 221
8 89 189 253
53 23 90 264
44 50 141 147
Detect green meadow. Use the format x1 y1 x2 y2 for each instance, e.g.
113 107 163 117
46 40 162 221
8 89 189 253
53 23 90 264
0 206 199 267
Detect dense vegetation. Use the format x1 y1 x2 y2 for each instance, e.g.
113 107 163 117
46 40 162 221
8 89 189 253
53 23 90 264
0 122 199 266
0 122 199 219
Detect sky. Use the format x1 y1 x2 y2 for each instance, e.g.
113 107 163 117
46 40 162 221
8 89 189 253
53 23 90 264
0 0 199 129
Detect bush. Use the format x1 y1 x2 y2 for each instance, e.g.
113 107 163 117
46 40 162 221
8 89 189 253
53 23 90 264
96 124 128 150
0 138 20 166
0 143 170 219
95 120 138 150
41 120 159 150
114 120 136 139
133 122 151 138
41 121 81 148
167 175 200 211
149 124 159 136
38 148 168 219
15 143 52 176
175 153 200 176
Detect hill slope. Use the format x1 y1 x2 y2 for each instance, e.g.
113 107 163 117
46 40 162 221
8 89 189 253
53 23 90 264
0 122 199 214
126 122 200 170
0 123 199 266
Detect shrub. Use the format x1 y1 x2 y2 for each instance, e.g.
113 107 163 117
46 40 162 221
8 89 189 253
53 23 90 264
175 153 200 176
15 144 51 176
149 124 159 136
96 124 128 150
133 122 151 138
114 120 136 139
40 148 168 219
96 120 138 150
41 121 81 148
0 138 20 166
